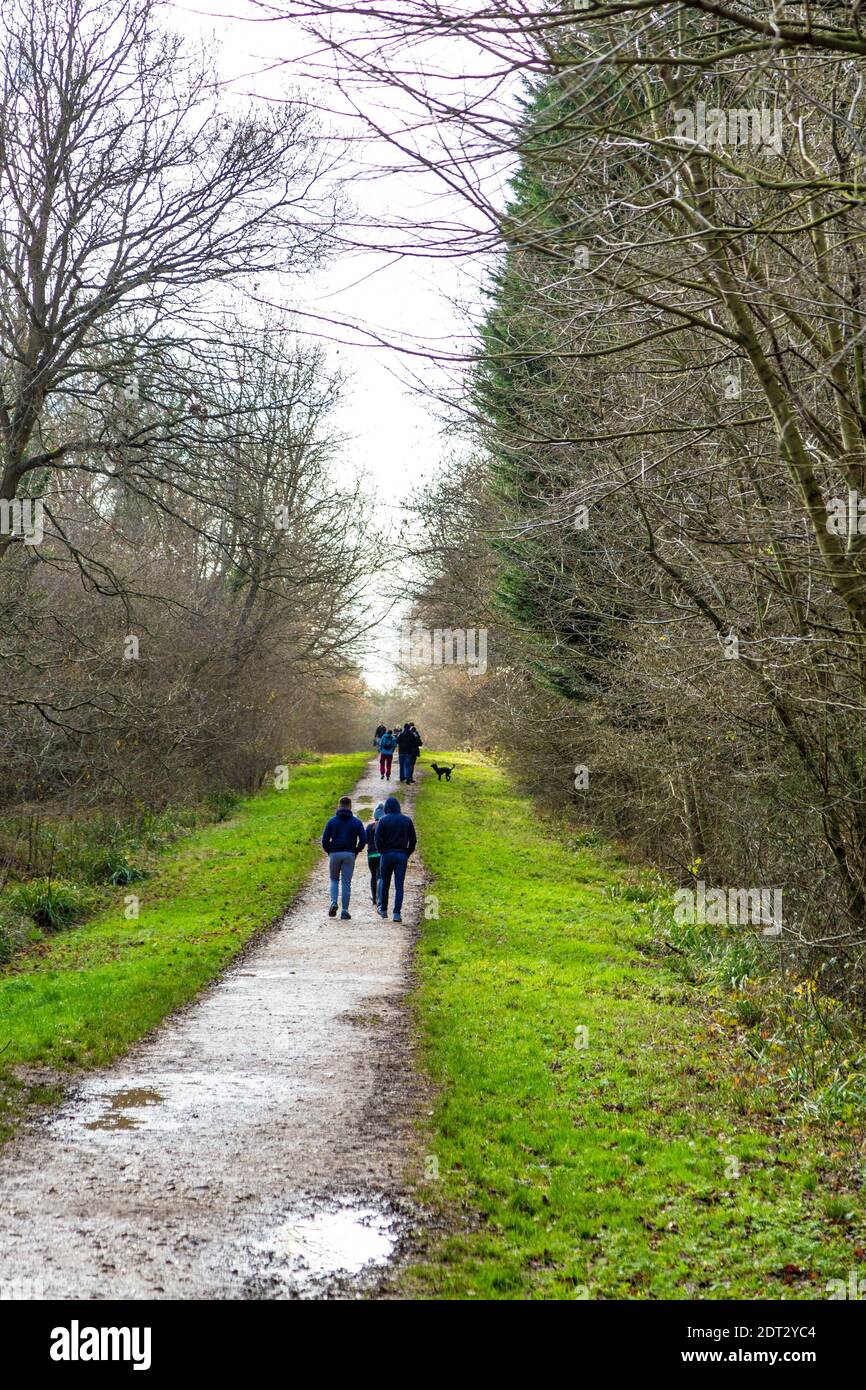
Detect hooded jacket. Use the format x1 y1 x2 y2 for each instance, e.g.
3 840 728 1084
366 803 385 856
374 796 417 856
378 730 397 756
321 806 367 855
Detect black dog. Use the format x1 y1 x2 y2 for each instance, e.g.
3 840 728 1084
430 763 455 782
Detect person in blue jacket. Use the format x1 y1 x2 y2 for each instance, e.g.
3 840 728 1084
321 796 366 920
375 794 417 923
378 727 397 780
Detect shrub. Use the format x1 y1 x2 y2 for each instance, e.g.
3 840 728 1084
10 878 98 933
82 847 147 886
205 790 243 822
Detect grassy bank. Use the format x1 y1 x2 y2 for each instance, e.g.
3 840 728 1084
0 752 368 1139
407 753 866 1300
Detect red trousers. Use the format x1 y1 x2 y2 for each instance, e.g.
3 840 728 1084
379 752 393 777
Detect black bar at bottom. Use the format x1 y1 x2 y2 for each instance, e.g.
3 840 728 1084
2 1296 860 1375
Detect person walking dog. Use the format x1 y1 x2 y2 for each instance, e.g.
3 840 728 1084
396 723 418 783
366 802 384 905
406 723 423 783
321 796 366 920
375 794 417 923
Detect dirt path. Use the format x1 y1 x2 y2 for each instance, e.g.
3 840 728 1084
0 760 425 1300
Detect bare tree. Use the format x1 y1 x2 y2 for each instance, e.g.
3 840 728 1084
0 0 336 566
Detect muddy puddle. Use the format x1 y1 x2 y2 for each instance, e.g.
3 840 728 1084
85 1088 165 1131
251 1195 401 1297
58 1069 308 1141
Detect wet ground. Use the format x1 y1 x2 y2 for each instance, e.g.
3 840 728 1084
0 761 426 1300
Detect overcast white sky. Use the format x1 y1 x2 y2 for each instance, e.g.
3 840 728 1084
171 0 492 690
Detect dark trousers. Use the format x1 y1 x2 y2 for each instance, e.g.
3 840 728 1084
378 850 408 915
398 751 412 782
368 854 380 902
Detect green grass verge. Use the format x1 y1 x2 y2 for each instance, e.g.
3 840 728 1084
0 752 368 1138
406 753 866 1300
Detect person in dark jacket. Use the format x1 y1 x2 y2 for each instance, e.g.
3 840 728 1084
374 723 386 750
378 728 397 780
406 723 423 783
321 796 366 919
396 723 420 783
365 802 385 904
374 794 417 922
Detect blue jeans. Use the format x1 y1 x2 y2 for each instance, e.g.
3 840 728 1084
328 851 356 909
378 850 408 915
398 752 412 782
